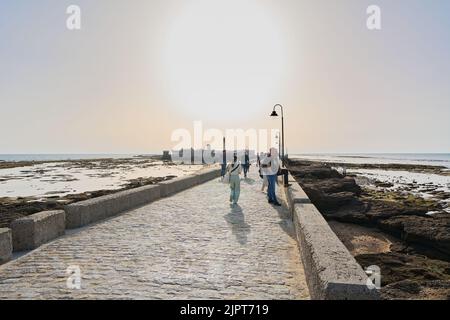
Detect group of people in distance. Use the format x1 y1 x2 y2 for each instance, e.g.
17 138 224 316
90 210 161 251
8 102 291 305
223 148 282 207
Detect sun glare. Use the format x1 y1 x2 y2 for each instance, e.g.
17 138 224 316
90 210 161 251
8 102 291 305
162 0 287 122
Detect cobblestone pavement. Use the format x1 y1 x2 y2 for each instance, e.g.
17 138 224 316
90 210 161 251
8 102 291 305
0 169 309 300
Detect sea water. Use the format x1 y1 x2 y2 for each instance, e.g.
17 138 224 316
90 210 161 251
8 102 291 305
291 153 450 169
291 153 450 213
0 154 142 162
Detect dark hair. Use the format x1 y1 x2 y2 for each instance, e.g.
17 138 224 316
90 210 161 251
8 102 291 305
233 155 238 163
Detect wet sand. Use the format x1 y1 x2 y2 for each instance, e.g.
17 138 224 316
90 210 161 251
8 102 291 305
0 156 205 228
329 221 396 256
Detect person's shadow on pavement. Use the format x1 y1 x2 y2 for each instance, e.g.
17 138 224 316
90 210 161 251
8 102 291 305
271 203 296 240
224 204 251 245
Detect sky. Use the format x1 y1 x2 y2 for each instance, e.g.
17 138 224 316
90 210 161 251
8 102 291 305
1 0 449 154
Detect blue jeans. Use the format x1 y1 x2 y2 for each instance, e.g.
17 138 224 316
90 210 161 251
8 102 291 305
267 174 277 203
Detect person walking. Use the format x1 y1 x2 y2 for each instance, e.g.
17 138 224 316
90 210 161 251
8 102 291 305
226 155 242 205
260 148 281 206
243 150 250 178
259 152 268 192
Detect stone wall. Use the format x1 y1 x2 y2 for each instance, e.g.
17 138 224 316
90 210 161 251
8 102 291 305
1 166 221 260
281 172 380 300
65 166 221 229
11 210 65 252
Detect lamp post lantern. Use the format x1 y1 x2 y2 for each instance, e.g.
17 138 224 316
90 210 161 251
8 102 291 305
270 104 285 167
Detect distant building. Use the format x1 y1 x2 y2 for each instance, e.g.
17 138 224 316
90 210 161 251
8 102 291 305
162 151 171 161
171 148 257 165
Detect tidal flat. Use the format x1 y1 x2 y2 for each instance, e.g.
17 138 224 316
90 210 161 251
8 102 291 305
0 156 204 228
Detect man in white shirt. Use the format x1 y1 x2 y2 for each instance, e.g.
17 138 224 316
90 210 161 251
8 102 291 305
260 148 281 206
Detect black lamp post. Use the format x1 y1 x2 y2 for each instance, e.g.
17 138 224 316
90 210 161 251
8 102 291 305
270 104 285 167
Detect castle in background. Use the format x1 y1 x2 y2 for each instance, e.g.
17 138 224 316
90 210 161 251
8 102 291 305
164 145 257 165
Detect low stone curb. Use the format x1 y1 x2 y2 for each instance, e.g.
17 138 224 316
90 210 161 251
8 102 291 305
66 166 221 229
0 228 12 264
65 184 162 229
284 178 311 216
11 210 65 252
282 172 380 300
0 166 221 260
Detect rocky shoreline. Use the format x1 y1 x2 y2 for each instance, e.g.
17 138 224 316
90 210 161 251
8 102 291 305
287 159 450 300
0 155 161 170
0 155 189 229
0 175 175 229
311 160 450 176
